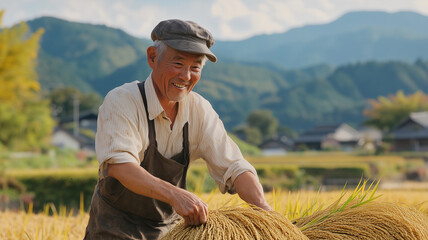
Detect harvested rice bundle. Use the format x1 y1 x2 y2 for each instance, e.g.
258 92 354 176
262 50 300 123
300 202 428 240
160 207 308 240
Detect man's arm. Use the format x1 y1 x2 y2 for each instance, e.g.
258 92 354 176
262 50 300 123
234 171 272 211
108 162 208 226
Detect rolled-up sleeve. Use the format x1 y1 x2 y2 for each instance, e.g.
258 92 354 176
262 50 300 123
96 87 143 178
196 100 258 194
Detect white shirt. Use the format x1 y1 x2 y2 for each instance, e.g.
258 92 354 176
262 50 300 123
96 74 257 193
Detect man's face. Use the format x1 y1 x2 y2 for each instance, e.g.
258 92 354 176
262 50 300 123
150 46 204 104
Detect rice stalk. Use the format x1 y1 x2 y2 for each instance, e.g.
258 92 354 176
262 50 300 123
294 178 381 230
301 201 428 240
80 192 85 216
160 206 308 240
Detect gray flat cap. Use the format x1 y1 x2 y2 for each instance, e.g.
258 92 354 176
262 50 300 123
151 19 217 62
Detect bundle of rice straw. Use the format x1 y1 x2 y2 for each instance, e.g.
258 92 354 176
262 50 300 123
297 202 428 240
160 206 308 240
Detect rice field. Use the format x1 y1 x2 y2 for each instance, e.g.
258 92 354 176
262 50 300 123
1 186 427 240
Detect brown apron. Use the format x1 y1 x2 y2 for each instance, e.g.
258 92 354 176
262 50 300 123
84 82 190 240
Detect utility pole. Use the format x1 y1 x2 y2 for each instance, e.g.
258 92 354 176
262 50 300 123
73 94 79 137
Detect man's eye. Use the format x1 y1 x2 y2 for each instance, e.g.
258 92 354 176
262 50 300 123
174 62 183 66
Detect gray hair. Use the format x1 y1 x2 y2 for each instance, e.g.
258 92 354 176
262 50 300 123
153 40 207 66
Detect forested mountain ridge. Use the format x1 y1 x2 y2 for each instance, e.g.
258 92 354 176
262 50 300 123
27 16 152 92
24 11 428 131
213 11 428 68
265 60 428 130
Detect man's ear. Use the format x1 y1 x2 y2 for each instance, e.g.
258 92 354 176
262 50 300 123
147 46 157 68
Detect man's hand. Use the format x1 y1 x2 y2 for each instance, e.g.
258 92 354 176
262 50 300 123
170 188 208 226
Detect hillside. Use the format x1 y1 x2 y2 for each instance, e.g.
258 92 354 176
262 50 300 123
24 12 428 131
213 11 428 68
27 16 152 92
264 60 428 130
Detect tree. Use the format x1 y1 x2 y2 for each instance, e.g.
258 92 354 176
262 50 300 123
363 90 428 131
277 125 297 139
232 126 262 146
80 92 103 114
48 87 103 118
247 109 278 140
0 10 54 150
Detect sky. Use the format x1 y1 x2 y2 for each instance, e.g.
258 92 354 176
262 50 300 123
2 0 428 41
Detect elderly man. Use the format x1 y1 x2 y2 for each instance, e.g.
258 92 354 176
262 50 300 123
84 19 271 240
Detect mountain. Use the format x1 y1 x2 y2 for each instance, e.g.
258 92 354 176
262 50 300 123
263 60 428 130
24 12 428 131
27 16 152 92
213 11 428 68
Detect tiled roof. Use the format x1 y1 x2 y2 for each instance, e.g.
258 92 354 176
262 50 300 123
295 123 356 143
390 112 428 139
409 112 428 128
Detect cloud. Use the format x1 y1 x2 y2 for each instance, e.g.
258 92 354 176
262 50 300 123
2 0 428 40
209 0 335 40
210 0 286 39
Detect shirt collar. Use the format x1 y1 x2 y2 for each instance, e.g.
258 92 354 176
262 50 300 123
144 73 190 128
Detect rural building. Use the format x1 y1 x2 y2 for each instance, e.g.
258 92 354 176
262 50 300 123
51 127 95 154
294 123 361 151
389 112 428 151
259 135 293 156
52 111 98 154
51 127 80 151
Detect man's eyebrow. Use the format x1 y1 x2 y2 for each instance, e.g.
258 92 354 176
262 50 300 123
172 56 185 61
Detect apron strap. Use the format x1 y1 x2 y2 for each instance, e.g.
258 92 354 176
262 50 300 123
137 81 158 147
137 81 190 168
182 122 190 174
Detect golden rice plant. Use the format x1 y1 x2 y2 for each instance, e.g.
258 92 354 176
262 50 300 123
292 178 428 240
163 178 428 240
160 206 309 240
162 179 379 240
300 202 428 239
1 181 427 240
0 202 88 240
293 178 382 230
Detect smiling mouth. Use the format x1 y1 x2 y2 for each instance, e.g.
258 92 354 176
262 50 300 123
173 83 186 89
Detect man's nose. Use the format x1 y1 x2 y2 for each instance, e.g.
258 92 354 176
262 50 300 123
179 67 191 81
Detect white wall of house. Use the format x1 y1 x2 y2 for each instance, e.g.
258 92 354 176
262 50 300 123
262 148 287 156
333 124 360 142
52 131 80 150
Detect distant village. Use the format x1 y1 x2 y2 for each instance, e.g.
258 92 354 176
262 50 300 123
52 111 428 157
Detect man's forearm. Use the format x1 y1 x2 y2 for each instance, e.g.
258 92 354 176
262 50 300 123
108 162 176 204
234 171 272 211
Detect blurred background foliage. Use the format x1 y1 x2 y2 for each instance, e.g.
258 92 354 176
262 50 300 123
0 10 54 151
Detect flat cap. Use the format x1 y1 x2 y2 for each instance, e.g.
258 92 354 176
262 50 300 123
151 19 217 62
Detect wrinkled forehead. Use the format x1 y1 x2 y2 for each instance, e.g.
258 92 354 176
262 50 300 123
165 46 206 63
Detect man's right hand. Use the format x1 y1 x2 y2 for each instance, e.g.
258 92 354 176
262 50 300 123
170 188 208 226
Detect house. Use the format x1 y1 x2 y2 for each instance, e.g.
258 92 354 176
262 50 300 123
51 127 95 153
389 112 428 151
294 123 361 151
51 127 80 151
259 135 293 156
52 111 98 154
